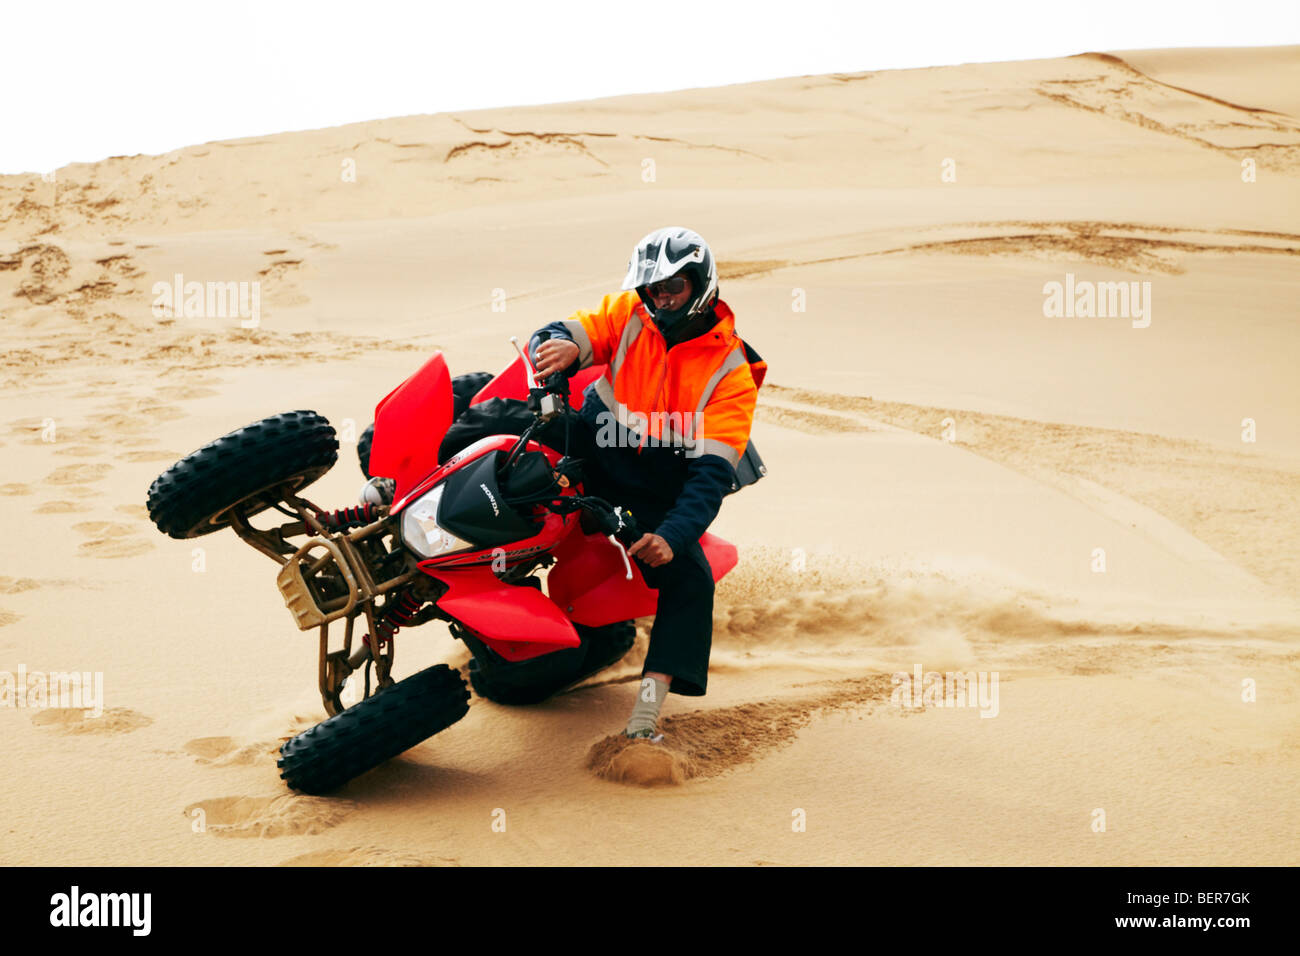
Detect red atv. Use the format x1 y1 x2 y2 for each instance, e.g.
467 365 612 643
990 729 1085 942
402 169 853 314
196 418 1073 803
146 345 739 794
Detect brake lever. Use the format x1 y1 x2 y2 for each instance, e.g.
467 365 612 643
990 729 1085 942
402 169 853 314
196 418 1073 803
609 505 642 580
607 534 633 581
572 498 636 580
511 336 539 388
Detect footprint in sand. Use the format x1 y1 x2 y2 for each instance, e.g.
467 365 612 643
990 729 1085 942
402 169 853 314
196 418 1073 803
151 385 219 402
157 373 225 389
73 520 154 558
183 795 355 838
36 500 91 514
183 736 278 767
257 259 303 280
279 846 460 867
120 449 182 464
31 707 152 735
52 444 107 457
0 577 41 594
8 428 61 447
0 609 20 628
114 503 149 521
0 483 32 495
289 233 339 252
68 389 119 400
97 396 146 413
67 382 116 398
46 463 112 485
89 405 183 435
6 416 46 437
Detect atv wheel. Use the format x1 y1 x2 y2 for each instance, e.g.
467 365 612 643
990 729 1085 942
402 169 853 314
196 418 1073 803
467 621 637 705
146 410 338 539
358 371 494 479
467 656 561 706
277 664 470 795
452 371 495 419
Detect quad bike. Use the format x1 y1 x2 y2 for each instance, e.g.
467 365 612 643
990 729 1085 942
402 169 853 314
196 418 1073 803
145 341 742 795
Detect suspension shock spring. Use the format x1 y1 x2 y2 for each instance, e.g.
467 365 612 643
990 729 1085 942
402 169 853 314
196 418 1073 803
317 502 378 530
363 587 424 651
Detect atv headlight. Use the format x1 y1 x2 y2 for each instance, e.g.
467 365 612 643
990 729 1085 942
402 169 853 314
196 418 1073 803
400 485 474 559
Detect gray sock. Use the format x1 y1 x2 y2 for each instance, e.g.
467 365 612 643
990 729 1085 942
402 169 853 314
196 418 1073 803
625 676 671 736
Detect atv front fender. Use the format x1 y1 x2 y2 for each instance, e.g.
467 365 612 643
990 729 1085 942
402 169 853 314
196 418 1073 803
422 563 580 662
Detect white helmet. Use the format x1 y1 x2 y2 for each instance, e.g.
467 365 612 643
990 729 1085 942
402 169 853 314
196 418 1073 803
621 226 719 329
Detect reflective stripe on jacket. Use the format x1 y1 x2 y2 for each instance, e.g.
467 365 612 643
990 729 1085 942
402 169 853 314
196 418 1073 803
553 290 757 469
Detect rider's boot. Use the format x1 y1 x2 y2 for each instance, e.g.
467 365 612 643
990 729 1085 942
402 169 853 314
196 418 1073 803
624 675 669 743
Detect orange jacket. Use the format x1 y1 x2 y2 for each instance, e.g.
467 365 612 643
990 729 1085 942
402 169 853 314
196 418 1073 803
553 290 762 469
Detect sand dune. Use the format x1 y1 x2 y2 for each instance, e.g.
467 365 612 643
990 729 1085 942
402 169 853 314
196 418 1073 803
1 46 1297 866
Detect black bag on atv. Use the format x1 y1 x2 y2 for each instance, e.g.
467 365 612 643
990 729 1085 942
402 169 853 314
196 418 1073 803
437 396 550 464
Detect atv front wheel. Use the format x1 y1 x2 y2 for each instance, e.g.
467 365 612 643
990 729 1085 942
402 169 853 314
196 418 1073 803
278 664 470 794
146 410 338 539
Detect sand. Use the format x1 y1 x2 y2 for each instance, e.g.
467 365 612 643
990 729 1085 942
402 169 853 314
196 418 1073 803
1 46 1297 866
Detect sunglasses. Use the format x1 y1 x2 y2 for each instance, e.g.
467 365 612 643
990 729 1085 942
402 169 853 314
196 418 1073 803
646 276 688 297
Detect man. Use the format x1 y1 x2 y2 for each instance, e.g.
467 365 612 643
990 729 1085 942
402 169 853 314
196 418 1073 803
528 226 763 740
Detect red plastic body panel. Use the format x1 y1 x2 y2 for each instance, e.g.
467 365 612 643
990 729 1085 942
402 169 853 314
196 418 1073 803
546 528 655 627
698 532 739 582
423 563 580 662
547 529 738 628
370 352 453 506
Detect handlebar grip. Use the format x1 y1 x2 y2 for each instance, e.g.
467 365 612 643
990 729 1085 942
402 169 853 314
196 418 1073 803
528 330 551 365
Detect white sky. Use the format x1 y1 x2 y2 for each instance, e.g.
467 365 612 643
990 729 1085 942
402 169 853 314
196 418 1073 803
2 0 1296 174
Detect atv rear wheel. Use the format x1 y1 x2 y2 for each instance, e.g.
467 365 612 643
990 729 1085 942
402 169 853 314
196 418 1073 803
146 410 338 539
357 422 374 479
467 621 637 705
278 664 470 795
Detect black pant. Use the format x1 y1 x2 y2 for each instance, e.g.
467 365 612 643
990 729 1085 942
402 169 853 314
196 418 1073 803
560 415 716 697
632 534 715 697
